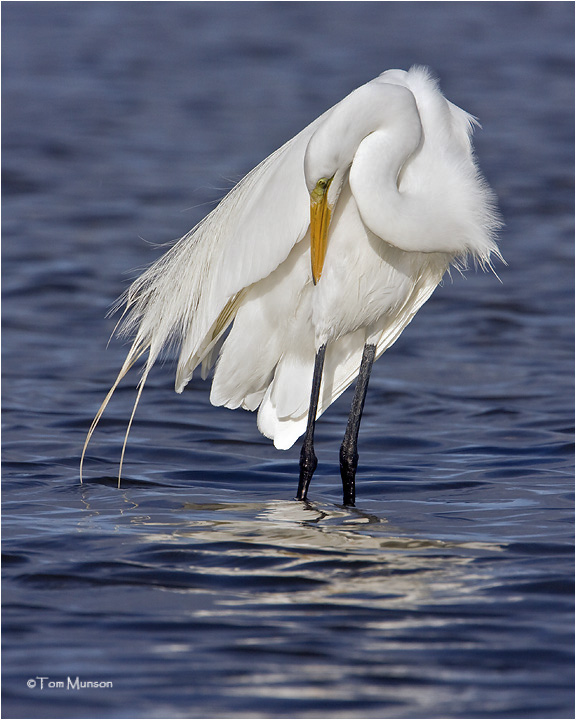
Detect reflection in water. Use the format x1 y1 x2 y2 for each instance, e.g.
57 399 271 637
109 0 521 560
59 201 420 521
77 495 507 614
56 494 537 718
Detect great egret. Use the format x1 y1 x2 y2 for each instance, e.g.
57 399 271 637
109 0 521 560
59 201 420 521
82 66 500 505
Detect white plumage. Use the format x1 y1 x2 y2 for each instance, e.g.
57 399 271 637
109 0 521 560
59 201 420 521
82 66 500 488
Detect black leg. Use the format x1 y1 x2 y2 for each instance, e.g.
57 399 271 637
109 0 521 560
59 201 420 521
340 343 376 506
297 343 327 501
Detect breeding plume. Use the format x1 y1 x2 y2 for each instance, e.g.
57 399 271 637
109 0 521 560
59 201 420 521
82 67 500 505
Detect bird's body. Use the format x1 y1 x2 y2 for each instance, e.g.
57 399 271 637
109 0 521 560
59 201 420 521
83 66 500 503
211 207 448 450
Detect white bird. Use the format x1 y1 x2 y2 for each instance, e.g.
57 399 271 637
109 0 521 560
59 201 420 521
82 66 500 505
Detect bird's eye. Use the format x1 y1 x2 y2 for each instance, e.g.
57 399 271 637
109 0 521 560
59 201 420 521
310 176 333 203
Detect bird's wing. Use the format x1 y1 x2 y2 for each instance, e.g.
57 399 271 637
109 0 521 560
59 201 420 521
116 113 328 392
82 105 336 476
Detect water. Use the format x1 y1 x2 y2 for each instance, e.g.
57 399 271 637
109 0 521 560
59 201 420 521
2 3 574 718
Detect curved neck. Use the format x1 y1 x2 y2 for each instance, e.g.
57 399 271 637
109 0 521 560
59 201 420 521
349 126 463 255
304 83 421 191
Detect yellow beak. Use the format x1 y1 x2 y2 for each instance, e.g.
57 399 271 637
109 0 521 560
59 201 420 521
310 177 333 285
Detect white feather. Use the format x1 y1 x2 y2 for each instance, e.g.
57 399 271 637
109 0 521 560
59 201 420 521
81 65 501 481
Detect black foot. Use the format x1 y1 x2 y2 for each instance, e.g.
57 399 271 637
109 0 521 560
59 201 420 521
295 344 326 502
340 443 357 506
297 441 317 501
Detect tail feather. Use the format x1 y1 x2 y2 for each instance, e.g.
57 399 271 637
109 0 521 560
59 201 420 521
80 343 148 484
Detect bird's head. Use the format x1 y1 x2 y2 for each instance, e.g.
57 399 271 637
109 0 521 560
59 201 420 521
303 79 421 284
303 82 390 285
304 124 353 285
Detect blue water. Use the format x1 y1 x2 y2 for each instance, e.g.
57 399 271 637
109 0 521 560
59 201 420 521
2 3 574 719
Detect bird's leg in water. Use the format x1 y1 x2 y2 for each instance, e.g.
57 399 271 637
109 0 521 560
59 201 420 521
340 343 376 506
297 343 327 501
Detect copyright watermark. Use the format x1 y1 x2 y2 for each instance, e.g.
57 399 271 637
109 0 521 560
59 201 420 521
27 676 113 691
